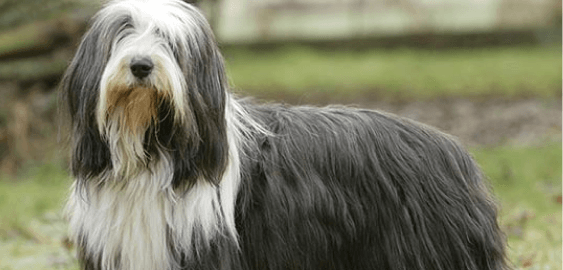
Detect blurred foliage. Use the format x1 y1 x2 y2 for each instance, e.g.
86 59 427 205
0 0 95 31
0 56 69 81
224 45 562 103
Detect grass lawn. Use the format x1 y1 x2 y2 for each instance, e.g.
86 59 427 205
224 45 562 102
0 143 560 269
0 162 77 270
473 143 562 269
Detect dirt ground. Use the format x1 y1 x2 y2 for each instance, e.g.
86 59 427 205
0 80 561 175
370 98 562 146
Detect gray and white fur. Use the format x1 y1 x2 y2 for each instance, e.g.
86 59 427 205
61 1 510 269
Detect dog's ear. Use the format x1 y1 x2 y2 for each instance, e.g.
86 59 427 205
61 27 106 124
60 18 119 178
170 11 230 187
191 44 230 186
61 14 129 123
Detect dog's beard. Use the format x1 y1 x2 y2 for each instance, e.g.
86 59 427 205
101 84 165 177
106 86 160 133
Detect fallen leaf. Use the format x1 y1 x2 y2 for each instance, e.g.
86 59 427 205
520 253 536 268
555 194 562 204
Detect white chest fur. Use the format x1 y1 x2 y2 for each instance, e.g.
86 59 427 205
66 99 250 270
66 158 237 270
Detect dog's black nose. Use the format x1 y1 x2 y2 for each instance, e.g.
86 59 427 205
130 58 154 79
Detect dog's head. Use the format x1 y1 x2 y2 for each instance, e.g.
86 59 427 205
61 0 229 186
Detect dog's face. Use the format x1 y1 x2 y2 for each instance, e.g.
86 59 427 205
62 0 230 184
97 0 200 135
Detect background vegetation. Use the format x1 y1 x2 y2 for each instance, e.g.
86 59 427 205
0 0 560 269
1 45 561 269
225 45 562 102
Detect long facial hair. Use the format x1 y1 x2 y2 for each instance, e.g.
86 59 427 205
60 0 231 189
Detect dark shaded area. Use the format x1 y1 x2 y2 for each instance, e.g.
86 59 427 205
223 29 562 52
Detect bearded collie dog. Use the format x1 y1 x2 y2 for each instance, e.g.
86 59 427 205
60 0 509 269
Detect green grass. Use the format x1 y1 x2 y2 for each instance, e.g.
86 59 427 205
0 162 69 234
0 143 560 269
0 162 77 270
224 45 562 102
473 142 562 269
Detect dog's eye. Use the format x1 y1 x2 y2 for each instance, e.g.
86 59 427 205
117 33 128 44
154 28 171 44
154 28 163 37
120 22 134 33
154 29 176 51
116 23 134 43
